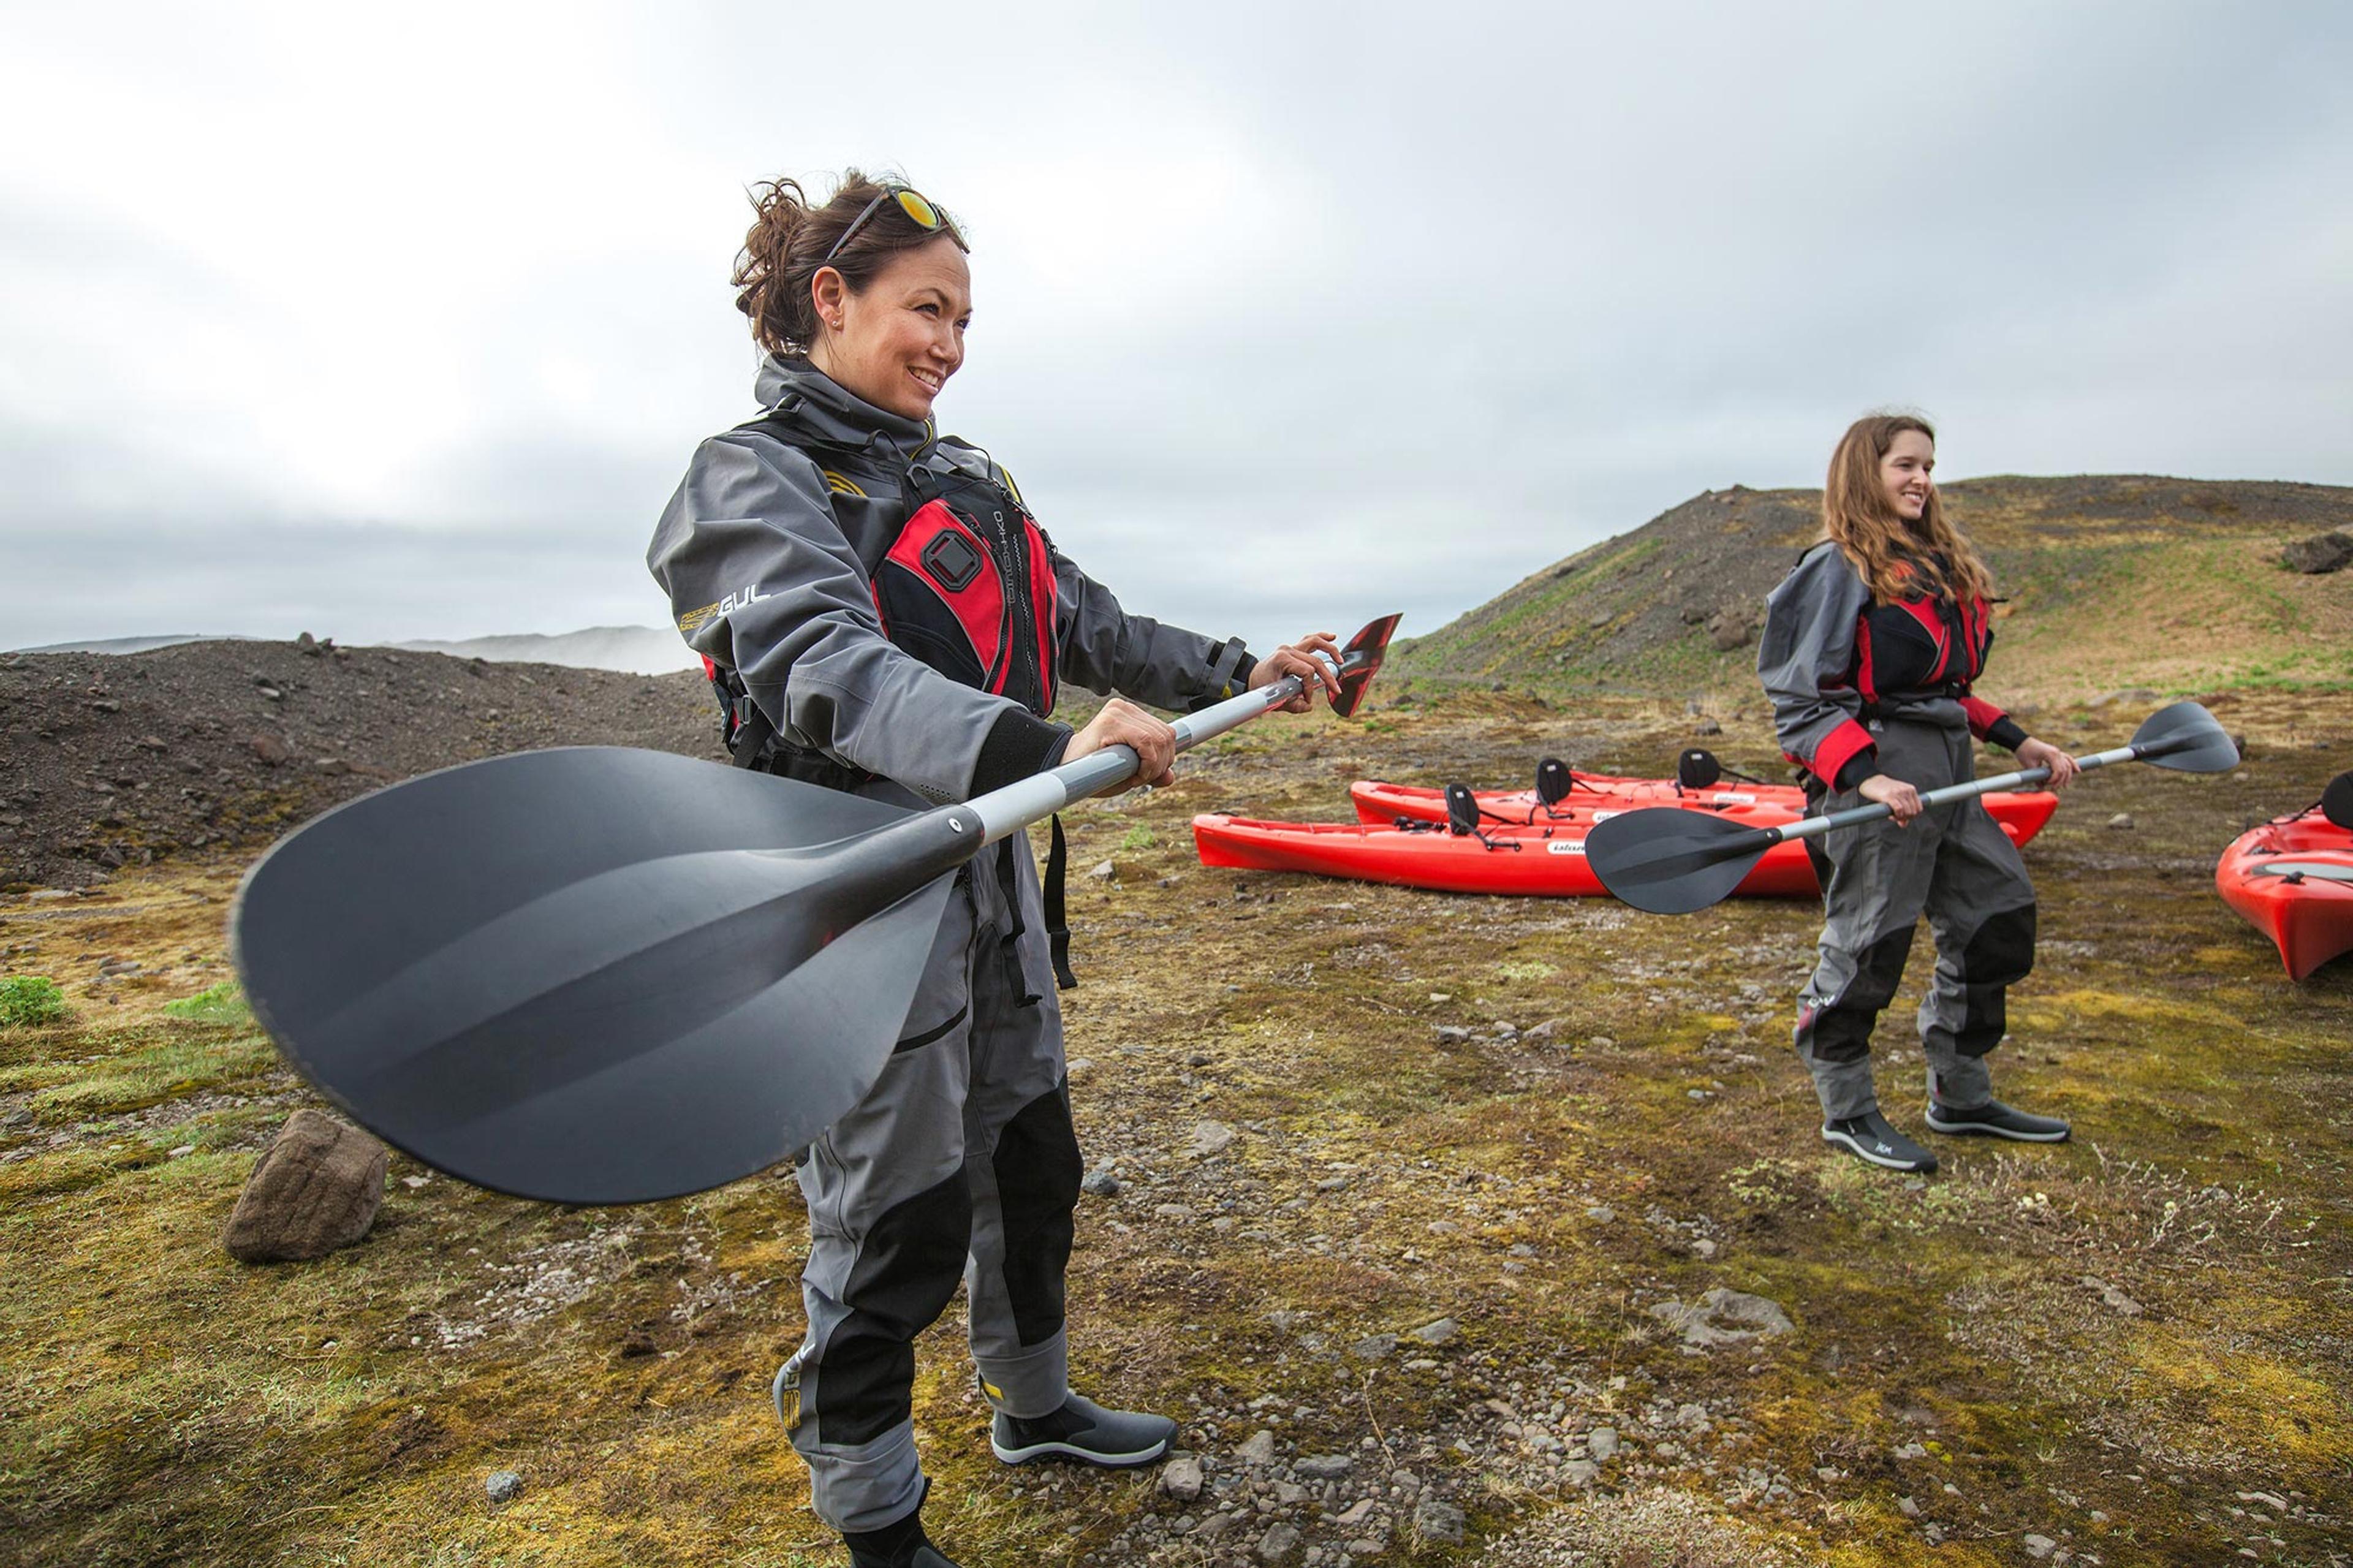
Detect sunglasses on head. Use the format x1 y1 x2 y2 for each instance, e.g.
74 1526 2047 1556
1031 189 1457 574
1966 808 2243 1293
822 186 964 265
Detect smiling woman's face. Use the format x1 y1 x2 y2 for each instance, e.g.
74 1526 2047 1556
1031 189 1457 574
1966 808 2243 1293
808 234 971 420
1879 428 1935 525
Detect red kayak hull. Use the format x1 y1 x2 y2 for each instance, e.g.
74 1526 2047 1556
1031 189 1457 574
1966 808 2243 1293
2216 812 2353 980
1192 813 1821 898
1349 778 2058 847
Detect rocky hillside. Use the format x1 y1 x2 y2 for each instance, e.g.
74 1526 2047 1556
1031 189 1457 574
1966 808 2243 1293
0 638 716 892
1391 475 2353 703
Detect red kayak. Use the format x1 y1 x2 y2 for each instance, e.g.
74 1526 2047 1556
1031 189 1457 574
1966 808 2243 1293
1350 778 2059 847
2216 797 2353 980
1192 812 1821 898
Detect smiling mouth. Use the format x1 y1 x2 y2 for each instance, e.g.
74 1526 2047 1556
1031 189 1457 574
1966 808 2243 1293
910 367 944 395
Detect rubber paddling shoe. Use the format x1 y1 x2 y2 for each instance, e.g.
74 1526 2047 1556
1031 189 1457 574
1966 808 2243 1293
841 1494 960 1568
1822 1111 1938 1173
991 1392 1176 1468
1925 1098 2071 1142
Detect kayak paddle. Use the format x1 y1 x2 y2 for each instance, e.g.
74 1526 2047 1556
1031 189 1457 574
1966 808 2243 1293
233 614 1400 1204
1586 700 2240 915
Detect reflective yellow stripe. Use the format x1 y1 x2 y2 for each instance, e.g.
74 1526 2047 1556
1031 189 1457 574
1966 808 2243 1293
821 470 868 498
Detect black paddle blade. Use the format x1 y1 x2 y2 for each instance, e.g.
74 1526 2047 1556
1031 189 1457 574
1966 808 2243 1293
2129 701 2240 773
232 746 972 1204
1330 614 1402 719
1535 757 1572 808
1585 806 1780 915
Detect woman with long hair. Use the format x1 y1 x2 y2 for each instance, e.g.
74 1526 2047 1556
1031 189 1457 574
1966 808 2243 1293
1757 413 2078 1173
649 170 1339 1567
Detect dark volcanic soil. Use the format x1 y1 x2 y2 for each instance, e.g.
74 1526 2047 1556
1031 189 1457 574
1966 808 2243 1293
0 638 716 892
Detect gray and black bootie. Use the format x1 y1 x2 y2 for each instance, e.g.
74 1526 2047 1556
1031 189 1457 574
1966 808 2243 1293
990 1392 1176 1468
841 1482 961 1568
1822 1109 1938 1173
1925 1097 2071 1142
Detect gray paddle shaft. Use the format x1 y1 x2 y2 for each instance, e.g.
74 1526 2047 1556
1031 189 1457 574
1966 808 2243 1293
968 657 1351 844
1775 742 2145 846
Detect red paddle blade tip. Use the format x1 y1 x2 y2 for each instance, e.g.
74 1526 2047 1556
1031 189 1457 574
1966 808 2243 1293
1332 613 1401 719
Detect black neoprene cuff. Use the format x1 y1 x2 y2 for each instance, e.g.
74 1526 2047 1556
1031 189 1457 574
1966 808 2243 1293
1188 640 1258 713
973 707 1073 795
1985 716 2031 752
1833 748 1881 792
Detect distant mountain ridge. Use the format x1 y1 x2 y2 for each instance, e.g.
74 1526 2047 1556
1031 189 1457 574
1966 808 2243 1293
12 626 698 676
1389 474 2353 702
391 626 698 675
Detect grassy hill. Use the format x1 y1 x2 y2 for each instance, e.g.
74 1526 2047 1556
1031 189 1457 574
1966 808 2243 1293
1390 475 2353 704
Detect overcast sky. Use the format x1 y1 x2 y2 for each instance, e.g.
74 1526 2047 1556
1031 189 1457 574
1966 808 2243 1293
4 2 2349 664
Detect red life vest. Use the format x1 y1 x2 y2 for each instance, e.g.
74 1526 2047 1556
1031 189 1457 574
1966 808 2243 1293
1851 561 1995 708
871 461 1060 719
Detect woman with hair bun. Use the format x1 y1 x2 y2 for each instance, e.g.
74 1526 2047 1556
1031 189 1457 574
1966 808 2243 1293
648 171 1338 1567
1757 414 2078 1175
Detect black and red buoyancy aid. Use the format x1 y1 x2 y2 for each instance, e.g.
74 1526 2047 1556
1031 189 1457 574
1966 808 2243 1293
872 461 1060 719
1853 586 1990 701
705 443 1063 771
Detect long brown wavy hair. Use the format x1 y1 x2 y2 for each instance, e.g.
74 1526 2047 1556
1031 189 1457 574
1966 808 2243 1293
732 169 968 356
1821 413 1991 605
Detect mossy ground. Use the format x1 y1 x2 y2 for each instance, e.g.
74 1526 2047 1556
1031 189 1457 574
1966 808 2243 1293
2 689 2348 1567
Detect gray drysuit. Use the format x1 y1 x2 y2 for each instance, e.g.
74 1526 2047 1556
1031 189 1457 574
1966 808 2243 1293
1757 543 2038 1121
648 355 1256 1534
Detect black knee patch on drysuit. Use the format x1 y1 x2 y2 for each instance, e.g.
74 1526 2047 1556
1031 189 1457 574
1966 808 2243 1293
1806 925 1915 1065
816 1171 974 1446
991 1083 1084 1346
1952 903 2036 1058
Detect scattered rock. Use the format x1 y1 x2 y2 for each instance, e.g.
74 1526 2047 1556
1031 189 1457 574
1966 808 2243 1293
1694 717 1722 736
1432 1025 1473 1044
485 1469 522 1504
1160 1454 1205 1501
1587 1426 1620 1461
1257 1522 1300 1562
2022 1534 2056 1559
1350 1333 1398 1362
619 1331 656 1358
2081 1274 2145 1316
1645 1287 1795 1347
1089 859 1117 881
1187 1119 1237 1158
221 1110 388 1263
1081 1168 1122 1197
1408 1317 1459 1346
1412 1498 1466 1545
2281 530 2353 574
247 733 293 766
1237 1429 1277 1466
1705 607 1756 651
1295 1453 1354 1480
1896 1495 1920 1518
1563 1458 1599 1487
2106 812 2135 830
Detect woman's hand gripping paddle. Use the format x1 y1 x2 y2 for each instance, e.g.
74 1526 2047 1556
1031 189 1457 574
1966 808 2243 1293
1586 701 2240 915
233 616 1398 1205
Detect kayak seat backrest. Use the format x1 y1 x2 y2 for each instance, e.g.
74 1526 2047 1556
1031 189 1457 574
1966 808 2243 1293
1445 783 1479 836
1678 748 1722 790
1535 758 1573 808
2324 770 2353 830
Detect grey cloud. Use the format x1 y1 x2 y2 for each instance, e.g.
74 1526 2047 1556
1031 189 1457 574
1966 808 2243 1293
3 1 2349 661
